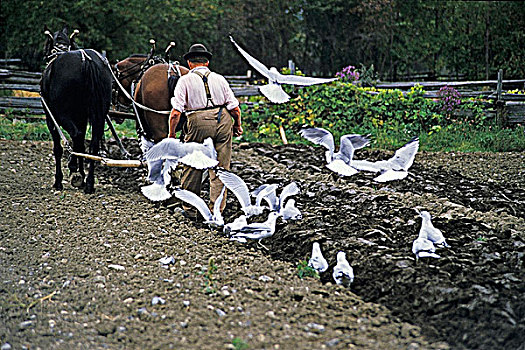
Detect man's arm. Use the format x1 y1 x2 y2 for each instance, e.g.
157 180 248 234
229 106 243 136
168 109 181 138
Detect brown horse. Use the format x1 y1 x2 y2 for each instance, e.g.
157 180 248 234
113 54 148 107
134 63 189 142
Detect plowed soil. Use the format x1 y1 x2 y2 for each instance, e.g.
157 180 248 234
1 138 524 350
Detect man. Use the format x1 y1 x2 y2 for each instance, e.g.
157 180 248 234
169 43 242 217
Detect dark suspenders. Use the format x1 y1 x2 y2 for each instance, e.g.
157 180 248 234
192 70 224 122
193 70 214 108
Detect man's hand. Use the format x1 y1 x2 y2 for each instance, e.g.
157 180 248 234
229 106 243 137
168 109 181 138
233 124 243 136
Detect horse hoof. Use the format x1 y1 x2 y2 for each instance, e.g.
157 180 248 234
70 173 84 188
53 183 63 190
84 186 95 194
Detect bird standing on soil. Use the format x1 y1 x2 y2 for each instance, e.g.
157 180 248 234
412 226 441 261
229 36 338 104
223 215 248 234
308 242 329 273
229 212 280 250
418 210 450 248
351 137 419 182
299 127 370 177
173 186 226 228
332 251 354 287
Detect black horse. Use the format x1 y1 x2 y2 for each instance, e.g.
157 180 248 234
41 26 113 193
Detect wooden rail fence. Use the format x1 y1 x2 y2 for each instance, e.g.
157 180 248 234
1 61 524 125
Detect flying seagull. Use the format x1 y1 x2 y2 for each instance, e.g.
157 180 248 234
141 158 178 201
332 251 354 287
299 127 370 177
351 137 419 182
251 181 301 220
173 186 226 228
229 212 280 250
144 137 218 169
229 35 338 103
308 242 329 274
141 137 219 201
217 169 275 217
418 210 450 248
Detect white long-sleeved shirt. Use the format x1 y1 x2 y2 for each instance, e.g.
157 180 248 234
170 66 239 113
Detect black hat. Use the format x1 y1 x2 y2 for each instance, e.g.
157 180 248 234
183 43 212 61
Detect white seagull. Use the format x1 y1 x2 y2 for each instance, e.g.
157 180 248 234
141 158 178 201
217 169 275 217
412 227 441 261
299 127 370 177
223 215 248 234
351 137 419 182
173 186 226 228
332 251 354 287
308 242 329 274
141 137 219 201
229 35 338 104
229 212 280 250
418 210 450 248
144 137 218 169
251 181 301 220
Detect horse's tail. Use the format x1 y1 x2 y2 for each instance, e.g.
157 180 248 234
82 50 111 146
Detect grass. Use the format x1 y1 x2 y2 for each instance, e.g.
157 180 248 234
238 122 525 153
296 260 319 279
0 114 138 141
1 111 523 153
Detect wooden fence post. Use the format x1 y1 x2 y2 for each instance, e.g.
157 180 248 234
288 60 295 75
495 69 505 127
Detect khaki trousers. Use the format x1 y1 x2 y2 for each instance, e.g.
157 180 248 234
181 107 232 212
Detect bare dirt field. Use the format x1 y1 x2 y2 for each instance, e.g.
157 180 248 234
1 138 524 349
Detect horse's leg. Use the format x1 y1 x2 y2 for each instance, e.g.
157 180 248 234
46 119 64 190
69 132 86 188
85 119 104 194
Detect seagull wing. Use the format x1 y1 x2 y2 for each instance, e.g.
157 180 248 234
259 84 290 103
346 134 371 150
299 128 335 156
179 150 219 170
326 159 359 177
173 188 212 221
350 159 384 173
254 183 278 207
212 185 226 223
275 73 338 86
388 137 419 171
338 136 356 163
141 184 172 202
373 169 408 182
279 182 300 209
229 35 271 80
217 170 252 210
144 138 184 162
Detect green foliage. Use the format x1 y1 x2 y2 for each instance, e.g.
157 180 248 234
0 116 50 141
239 82 525 152
198 257 218 295
2 0 524 77
296 260 319 279
232 337 249 350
